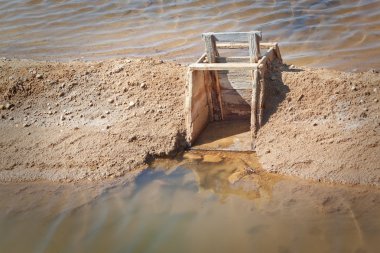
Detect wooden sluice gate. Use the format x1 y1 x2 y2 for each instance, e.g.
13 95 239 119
185 31 282 151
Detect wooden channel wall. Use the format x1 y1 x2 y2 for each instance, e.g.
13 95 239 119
185 42 282 149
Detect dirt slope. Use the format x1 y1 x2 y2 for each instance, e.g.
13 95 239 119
0 58 186 182
257 64 380 186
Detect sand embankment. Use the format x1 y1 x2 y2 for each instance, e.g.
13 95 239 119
0 58 186 182
257 64 380 186
0 58 379 186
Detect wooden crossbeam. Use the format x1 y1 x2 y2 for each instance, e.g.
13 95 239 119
216 42 277 49
202 31 262 42
189 62 258 71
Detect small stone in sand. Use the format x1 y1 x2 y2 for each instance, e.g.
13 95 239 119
128 135 137 142
127 101 135 109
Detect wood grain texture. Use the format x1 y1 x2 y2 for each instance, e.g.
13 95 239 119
221 89 251 119
215 56 251 63
258 64 267 127
202 31 262 43
191 104 209 143
185 69 193 143
204 34 219 63
249 33 261 63
218 70 251 90
251 70 259 143
189 62 258 71
203 70 214 121
217 42 276 49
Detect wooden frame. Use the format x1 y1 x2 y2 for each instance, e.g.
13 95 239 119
185 32 282 150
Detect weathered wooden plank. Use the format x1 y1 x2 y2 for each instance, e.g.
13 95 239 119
221 89 251 119
189 62 258 71
206 71 222 121
251 70 259 146
191 91 208 119
216 42 276 49
214 70 224 120
223 106 251 120
221 89 251 105
191 104 209 144
203 70 214 121
202 31 262 43
191 71 205 98
222 104 251 120
249 33 261 63
218 70 251 90
258 63 267 127
215 56 250 63
185 69 193 143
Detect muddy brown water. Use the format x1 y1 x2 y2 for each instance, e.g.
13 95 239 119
1 0 380 71
1 152 379 253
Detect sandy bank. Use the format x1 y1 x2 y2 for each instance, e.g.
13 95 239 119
257 64 380 186
0 58 186 182
0 58 379 186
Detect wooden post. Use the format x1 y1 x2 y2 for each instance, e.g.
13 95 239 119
274 43 283 63
185 69 193 144
251 69 259 149
204 34 219 63
258 63 266 127
203 71 214 121
249 33 261 63
203 34 224 120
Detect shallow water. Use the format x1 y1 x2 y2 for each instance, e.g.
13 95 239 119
0 0 380 71
1 152 379 253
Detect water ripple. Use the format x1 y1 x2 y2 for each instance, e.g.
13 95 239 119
0 0 379 70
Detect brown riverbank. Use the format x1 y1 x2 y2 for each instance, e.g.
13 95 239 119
0 58 379 186
0 58 187 182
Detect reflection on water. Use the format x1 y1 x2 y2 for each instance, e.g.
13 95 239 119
0 0 380 71
0 151 379 253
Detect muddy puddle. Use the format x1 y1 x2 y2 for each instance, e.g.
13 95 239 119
1 152 380 253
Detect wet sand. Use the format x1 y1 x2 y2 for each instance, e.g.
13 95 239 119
0 58 379 186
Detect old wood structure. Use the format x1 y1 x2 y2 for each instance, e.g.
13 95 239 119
185 31 282 151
